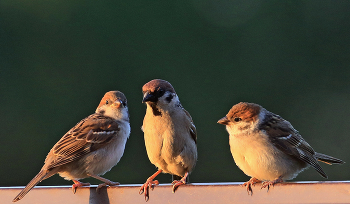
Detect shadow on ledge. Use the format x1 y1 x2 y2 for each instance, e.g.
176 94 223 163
89 187 110 204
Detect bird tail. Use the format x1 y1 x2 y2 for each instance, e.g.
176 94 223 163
13 170 49 202
315 152 345 165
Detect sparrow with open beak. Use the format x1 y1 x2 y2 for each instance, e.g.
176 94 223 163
139 79 197 201
13 91 130 202
218 102 344 195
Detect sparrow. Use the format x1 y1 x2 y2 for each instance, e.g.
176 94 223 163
218 102 344 195
13 91 130 202
139 79 197 201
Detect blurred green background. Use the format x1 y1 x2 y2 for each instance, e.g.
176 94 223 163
1 0 349 188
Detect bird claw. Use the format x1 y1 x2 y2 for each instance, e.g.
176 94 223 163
261 177 283 192
172 180 185 193
96 181 120 192
139 179 159 202
261 181 273 191
241 177 260 196
72 181 90 194
139 188 144 195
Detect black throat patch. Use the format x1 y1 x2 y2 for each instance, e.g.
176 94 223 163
150 103 162 116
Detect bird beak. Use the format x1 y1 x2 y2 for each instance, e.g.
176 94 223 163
217 116 230 125
112 99 122 108
142 91 157 103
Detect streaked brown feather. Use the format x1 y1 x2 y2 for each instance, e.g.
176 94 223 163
261 112 327 178
183 108 197 144
48 113 120 169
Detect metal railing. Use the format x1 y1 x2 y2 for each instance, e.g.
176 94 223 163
3 181 350 204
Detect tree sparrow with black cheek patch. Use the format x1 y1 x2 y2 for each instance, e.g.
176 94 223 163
13 91 130 202
218 102 344 195
139 79 197 201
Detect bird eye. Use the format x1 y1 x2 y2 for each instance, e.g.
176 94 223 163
106 100 109 104
234 117 242 122
158 89 165 95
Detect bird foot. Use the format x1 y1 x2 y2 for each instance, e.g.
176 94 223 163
261 177 283 191
96 181 120 192
139 179 159 202
171 179 186 193
72 180 90 194
86 173 120 192
241 177 261 195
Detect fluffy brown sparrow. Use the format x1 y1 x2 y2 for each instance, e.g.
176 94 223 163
13 91 130 202
218 102 344 195
139 79 197 201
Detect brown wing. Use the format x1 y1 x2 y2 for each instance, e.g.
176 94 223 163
260 112 327 178
46 114 120 169
183 108 197 144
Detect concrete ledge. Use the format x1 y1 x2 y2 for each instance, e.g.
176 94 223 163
3 181 350 204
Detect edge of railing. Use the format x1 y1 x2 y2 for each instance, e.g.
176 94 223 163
2 181 350 204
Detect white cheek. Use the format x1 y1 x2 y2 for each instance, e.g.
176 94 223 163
226 125 234 133
105 106 129 120
158 93 179 108
120 107 129 118
226 122 255 135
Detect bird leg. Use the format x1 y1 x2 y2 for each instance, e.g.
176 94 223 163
172 172 189 193
139 169 162 202
261 176 284 191
72 180 90 194
241 177 261 195
87 174 120 192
